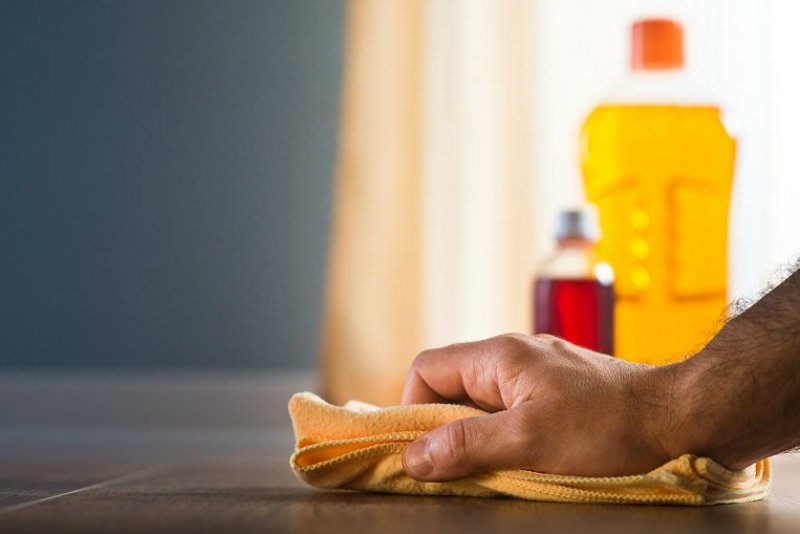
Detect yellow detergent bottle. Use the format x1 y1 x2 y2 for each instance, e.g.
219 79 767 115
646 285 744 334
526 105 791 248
581 19 736 364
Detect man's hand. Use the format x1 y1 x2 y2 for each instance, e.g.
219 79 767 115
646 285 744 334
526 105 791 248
400 334 677 481
401 265 800 482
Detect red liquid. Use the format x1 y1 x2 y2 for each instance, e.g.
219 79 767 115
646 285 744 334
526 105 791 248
534 278 615 354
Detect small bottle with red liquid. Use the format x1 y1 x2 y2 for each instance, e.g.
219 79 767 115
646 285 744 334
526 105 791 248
534 209 615 354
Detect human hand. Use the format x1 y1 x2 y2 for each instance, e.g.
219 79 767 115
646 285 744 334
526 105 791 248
400 334 678 481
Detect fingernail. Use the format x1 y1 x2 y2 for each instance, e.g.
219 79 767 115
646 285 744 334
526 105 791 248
404 437 433 478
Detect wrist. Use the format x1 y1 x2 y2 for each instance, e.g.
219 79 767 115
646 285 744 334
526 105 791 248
632 360 701 463
646 350 744 466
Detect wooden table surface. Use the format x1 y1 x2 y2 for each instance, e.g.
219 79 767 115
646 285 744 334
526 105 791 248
2 370 800 534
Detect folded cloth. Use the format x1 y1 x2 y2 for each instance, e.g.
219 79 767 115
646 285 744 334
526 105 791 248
288 392 771 505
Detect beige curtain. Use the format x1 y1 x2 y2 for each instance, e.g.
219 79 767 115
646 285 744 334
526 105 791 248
322 0 545 406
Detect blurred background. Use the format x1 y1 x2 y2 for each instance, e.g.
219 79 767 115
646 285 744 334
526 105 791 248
2 0 799 401
0 0 344 369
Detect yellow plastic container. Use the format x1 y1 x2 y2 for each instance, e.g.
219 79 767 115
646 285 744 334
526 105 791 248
581 20 736 364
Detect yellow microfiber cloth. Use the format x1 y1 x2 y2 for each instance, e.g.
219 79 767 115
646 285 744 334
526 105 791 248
288 392 771 505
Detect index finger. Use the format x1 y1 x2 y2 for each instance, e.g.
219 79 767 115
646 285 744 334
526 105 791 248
400 335 519 411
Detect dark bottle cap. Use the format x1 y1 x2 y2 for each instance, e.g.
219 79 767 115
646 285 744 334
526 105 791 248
556 208 599 241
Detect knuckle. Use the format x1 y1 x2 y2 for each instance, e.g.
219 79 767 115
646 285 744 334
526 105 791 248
410 349 435 371
532 333 560 345
493 333 530 354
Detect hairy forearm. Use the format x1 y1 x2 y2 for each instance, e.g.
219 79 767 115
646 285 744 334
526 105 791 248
660 266 800 468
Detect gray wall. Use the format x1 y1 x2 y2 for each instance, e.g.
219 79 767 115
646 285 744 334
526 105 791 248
0 0 344 368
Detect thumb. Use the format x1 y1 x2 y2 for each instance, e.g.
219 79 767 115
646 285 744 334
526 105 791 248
402 411 523 482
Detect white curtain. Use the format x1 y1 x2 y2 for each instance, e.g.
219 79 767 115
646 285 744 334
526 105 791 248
322 0 545 406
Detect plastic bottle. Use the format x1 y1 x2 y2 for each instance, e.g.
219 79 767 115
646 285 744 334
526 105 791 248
581 19 736 364
533 209 615 354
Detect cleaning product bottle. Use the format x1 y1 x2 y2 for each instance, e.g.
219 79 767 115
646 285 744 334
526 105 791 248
533 209 615 354
581 19 736 364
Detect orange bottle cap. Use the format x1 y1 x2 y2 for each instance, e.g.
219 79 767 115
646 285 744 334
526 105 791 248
631 19 684 70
